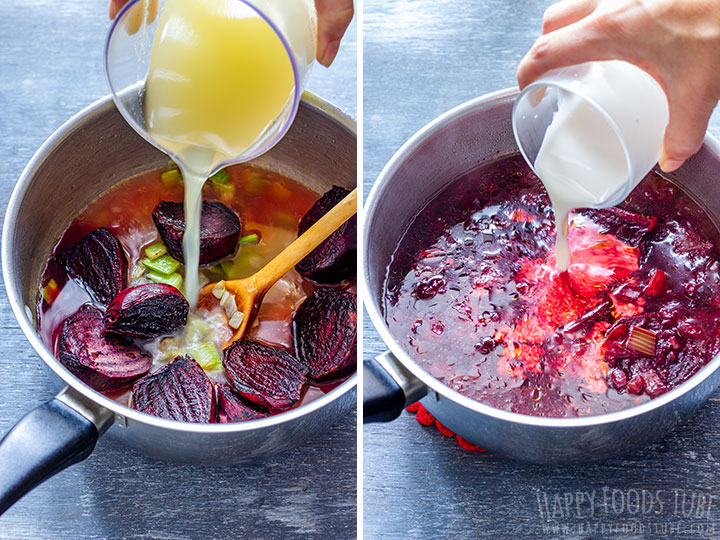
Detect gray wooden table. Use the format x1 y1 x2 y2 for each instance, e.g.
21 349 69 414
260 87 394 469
363 1 720 539
0 2 356 539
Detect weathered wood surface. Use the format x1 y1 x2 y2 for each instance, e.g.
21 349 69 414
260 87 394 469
363 1 720 539
0 2 356 539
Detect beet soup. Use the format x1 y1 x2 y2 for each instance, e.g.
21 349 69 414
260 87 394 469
37 163 357 423
384 154 720 418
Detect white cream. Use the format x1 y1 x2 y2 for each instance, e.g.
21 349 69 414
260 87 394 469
534 90 628 270
530 60 668 271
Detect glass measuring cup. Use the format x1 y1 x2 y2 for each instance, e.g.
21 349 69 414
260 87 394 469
512 60 669 208
106 0 317 305
105 0 317 177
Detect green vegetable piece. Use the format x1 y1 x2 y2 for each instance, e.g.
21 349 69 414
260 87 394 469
143 254 181 275
246 176 270 194
186 314 211 339
131 263 146 281
216 182 235 195
210 169 229 184
158 345 182 363
161 169 181 187
147 271 183 291
188 342 222 370
220 260 235 279
238 233 260 245
273 212 295 228
144 242 167 260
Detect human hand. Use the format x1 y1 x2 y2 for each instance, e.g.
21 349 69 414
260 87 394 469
315 0 354 66
109 0 354 67
517 0 720 172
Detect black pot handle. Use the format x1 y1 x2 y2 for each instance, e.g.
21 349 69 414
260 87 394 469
364 351 427 423
0 387 114 516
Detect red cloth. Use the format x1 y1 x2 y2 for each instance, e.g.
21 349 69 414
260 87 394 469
405 402 486 453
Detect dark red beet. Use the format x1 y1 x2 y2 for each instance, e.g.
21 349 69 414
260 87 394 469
609 368 628 390
57 305 151 391
293 287 357 380
215 382 269 423
561 300 612 334
104 283 188 339
641 369 669 398
56 228 128 304
627 374 645 395
295 186 357 283
223 341 308 410
644 269 667 297
132 356 215 423
152 201 242 265
577 207 655 247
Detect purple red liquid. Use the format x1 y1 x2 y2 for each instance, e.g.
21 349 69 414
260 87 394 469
384 154 720 417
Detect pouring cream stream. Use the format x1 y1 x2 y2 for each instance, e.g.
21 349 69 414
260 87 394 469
528 61 669 272
534 90 628 270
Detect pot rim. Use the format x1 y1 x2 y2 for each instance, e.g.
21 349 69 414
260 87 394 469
2 91 357 434
363 86 720 429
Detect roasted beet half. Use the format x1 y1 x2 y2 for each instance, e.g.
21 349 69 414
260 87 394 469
55 228 128 304
223 341 308 410
132 355 215 423
58 305 151 391
293 287 357 380
152 201 242 265
295 185 357 283
215 382 269 423
104 283 188 339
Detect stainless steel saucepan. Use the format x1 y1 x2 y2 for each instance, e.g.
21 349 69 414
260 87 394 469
0 92 356 514
363 88 720 464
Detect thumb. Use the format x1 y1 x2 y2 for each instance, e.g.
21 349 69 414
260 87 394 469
659 91 714 172
315 0 354 67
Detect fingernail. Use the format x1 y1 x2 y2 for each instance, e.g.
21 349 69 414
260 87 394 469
319 39 340 67
659 158 683 172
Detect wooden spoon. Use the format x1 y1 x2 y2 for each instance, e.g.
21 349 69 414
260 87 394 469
199 188 357 345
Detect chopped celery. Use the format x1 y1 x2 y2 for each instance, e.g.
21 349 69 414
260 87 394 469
41 279 59 304
238 233 260 245
147 271 183 291
158 345 182 363
188 342 222 370
229 248 264 278
216 182 235 202
143 254 181 275
210 169 229 184
131 263 146 281
228 311 245 329
202 264 226 284
273 212 295 228
186 314 211 339
270 181 292 200
220 260 235 279
144 242 167 260
246 176 270 194
161 168 181 187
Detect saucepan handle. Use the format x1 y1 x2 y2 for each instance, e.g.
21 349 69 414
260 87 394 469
0 386 114 516
363 351 427 423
